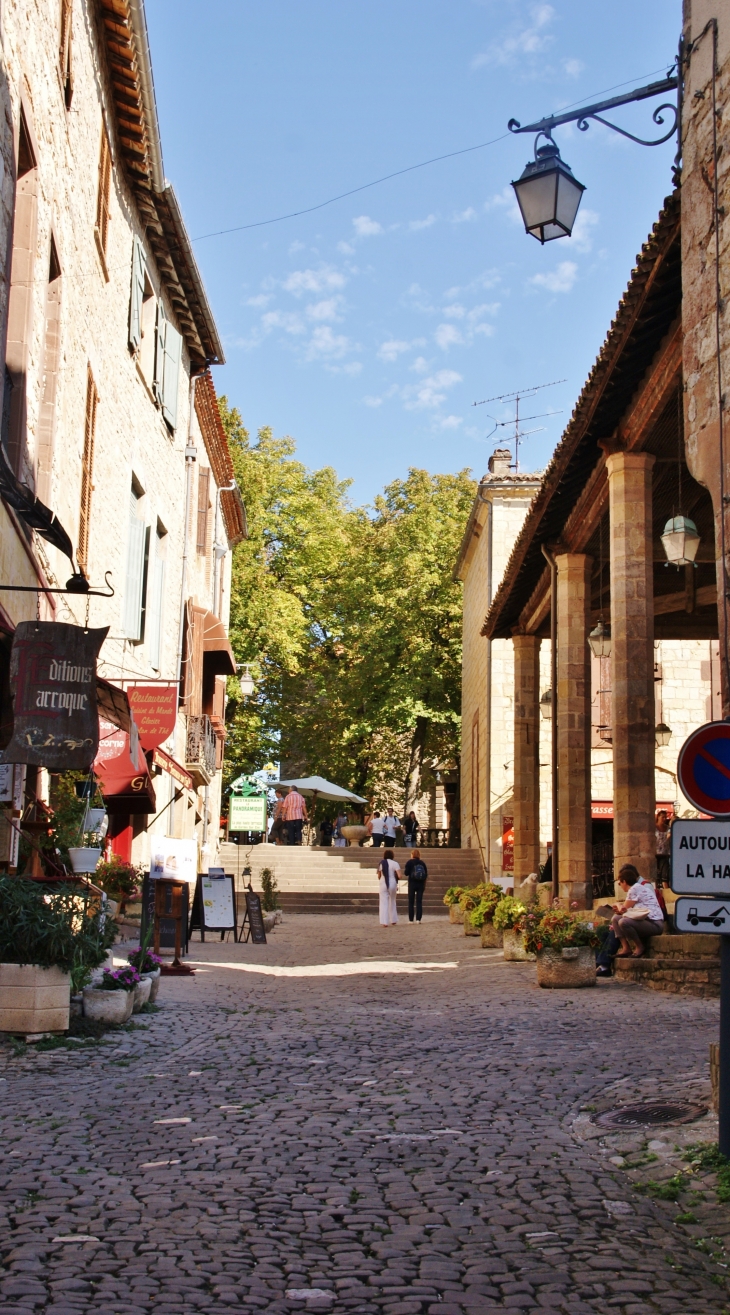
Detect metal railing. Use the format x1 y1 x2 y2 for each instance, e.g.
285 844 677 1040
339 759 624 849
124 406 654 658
185 714 217 783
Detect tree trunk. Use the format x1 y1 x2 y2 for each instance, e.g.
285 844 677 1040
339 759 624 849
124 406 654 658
403 716 429 817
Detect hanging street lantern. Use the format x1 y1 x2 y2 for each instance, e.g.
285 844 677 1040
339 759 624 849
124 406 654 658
660 515 700 568
655 721 672 748
540 689 552 720
587 618 612 659
238 664 255 698
512 141 586 244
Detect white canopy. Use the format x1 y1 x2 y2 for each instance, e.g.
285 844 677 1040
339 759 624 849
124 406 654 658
275 775 367 804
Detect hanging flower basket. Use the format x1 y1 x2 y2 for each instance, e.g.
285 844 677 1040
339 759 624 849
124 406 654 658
68 847 101 874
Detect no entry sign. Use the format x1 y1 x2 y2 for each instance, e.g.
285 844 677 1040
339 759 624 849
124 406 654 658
678 722 730 817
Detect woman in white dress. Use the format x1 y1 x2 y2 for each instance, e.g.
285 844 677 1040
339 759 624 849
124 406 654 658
378 848 401 926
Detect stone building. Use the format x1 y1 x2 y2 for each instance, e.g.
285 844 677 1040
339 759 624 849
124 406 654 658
0 0 245 871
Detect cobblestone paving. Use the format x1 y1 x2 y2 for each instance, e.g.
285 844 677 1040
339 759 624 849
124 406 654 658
0 914 728 1314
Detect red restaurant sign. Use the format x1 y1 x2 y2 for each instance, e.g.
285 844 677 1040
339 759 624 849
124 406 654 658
127 685 178 750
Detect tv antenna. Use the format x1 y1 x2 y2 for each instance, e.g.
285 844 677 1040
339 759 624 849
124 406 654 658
473 377 566 471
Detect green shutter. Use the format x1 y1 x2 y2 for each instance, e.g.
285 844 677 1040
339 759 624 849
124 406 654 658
123 501 147 640
161 319 182 431
129 237 146 351
154 302 166 405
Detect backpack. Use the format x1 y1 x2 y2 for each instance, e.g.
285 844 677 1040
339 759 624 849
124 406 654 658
411 860 427 882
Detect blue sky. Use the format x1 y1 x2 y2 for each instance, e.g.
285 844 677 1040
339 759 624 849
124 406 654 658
146 1 680 501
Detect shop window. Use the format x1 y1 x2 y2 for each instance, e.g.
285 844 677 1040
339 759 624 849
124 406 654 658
59 0 73 110
94 123 111 274
77 367 98 575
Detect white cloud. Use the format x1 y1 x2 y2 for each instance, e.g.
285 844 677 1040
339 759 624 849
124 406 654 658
563 57 584 78
473 3 555 68
261 309 306 335
409 214 437 231
330 360 362 376
443 303 466 320
288 240 305 255
337 240 355 255
284 265 347 296
467 302 500 323
352 215 383 237
411 356 429 374
486 187 522 227
452 207 477 223
529 260 578 293
435 323 464 351
306 296 344 322
246 293 272 308
439 415 463 430
564 207 599 254
403 369 462 411
305 325 352 360
364 395 383 408
377 339 413 363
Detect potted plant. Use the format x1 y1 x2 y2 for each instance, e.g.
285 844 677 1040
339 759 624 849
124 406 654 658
443 886 466 923
83 964 140 1023
0 877 115 1034
522 909 600 988
95 853 142 914
493 897 533 960
68 808 107 875
462 884 503 945
128 933 162 1004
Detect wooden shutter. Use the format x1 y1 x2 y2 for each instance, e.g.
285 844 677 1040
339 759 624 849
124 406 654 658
59 0 73 109
123 492 147 640
161 318 182 430
77 369 97 574
147 545 165 670
128 236 145 351
196 468 210 553
95 125 111 255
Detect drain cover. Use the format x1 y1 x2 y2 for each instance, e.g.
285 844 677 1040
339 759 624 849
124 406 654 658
593 1101 707 1129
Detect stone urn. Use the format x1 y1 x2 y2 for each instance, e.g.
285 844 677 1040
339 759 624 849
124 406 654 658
0 964 70 1034
132 975 152 1013
536 945 595 989
449 904 463 924
480 922 503 948
83 986 134 1023
141 968 161 1004
341 825 368 846
503 929 535 961
464 911 481 937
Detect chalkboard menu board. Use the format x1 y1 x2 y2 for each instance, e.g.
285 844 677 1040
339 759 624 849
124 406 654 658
189 873 236 941
241 890 267 944
141 873 190 953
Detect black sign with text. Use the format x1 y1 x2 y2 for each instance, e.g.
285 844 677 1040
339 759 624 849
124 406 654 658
0 622 108 769
242 890 267 944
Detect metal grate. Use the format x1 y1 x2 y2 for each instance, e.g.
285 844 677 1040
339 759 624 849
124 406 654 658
593 1101 707 1129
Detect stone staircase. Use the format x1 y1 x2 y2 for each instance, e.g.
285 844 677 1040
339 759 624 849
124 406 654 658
613 933 721 999
217 843 484 915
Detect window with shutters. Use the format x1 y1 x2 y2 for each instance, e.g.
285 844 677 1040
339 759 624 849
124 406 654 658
196 467 210 555
94 123 111 275
154 303 182 431
147 523 167 670
59 0 73 109
77 368 97 575
123 485 150 642
36 237 63 504
5 105 39 475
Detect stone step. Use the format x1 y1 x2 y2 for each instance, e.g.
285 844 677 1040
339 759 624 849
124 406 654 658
614 955 720 998
274 893 449 916
646 933 721 960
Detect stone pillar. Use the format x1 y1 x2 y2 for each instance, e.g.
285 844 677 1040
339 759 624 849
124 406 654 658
607 451 656 885
512 633 541 886
555 553 593 908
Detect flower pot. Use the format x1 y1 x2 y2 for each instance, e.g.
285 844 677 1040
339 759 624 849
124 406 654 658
263 911 277 932
503 929 535 961
341 825 368 845
141 967 161 1003
480 922 503 948
68 847 101 874
132 975 152 1013
83 986 134 1023
449 904 463 923
464 912 481 937
0 964 70 1034
536 945 595 989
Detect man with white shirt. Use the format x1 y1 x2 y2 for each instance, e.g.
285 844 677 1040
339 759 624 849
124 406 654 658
367 811 385 848
382 807 399 846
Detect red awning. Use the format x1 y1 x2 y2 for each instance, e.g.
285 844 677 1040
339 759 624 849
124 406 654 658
152 746 194 791
202 611 236 676
95 726 156 815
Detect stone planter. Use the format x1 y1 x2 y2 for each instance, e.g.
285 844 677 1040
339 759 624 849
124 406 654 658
464 911 481 937
68 846 101 874
70 993 84 1018
132 975 152 1013
480 922 503 948
263 911 277 932
83 986 134 1023
449 904 463 923
0 964 70 1034
536 945 595 989
141 967 161 1003
502 929 535 961
341 825 368 845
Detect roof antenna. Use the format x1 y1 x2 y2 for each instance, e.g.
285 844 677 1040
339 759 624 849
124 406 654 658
473 377 565 471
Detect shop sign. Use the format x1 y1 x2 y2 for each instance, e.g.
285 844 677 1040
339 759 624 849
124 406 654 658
151 747 193 791
0 622 107 770
150 836 198 884
127 686 178 750
229 793 267 832
94 718 154 815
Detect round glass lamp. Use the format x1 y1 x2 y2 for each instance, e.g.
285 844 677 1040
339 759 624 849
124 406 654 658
511 142 586 244
587 618 612 659
660 515 700 567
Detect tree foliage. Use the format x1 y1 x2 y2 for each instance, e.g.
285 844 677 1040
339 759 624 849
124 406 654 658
220 396 475 812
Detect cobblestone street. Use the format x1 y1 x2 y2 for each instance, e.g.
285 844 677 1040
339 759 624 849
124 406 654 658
0 914 728 1314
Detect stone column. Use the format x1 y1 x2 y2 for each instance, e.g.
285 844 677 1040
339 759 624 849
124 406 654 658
512 633 541 886
607 451 656 884
556 553 593 908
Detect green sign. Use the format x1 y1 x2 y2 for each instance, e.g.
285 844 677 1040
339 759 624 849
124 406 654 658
229 793 267 832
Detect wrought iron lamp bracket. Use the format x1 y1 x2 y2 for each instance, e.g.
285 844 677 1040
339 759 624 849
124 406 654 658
508 71 680 150
0 570 115 598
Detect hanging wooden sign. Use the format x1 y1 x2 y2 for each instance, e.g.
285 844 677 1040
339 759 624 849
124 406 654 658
127 686 178 750
0 622 108 770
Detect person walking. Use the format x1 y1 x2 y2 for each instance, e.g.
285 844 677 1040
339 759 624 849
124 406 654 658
269 789 286 845
280 785 308 846
655 810 671 887
378 848 401 926
367 811 384 848
404 848 428 923
382 807 399 846
404 810 419 847
333 811 349 847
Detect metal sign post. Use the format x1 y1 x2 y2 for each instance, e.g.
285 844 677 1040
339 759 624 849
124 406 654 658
673 726 730 1156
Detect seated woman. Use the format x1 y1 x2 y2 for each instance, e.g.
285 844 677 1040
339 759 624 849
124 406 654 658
610 863 665 959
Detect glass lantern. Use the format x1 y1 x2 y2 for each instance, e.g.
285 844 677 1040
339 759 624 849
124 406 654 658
512 142 586 243
660 515 700 567
540 689 552 720
655 722 672 748
587 618 612 659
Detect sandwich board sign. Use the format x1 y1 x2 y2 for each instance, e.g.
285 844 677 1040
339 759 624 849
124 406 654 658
678 722 730 817
674 898 730 934
670 819 730 896
189 870 236 942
